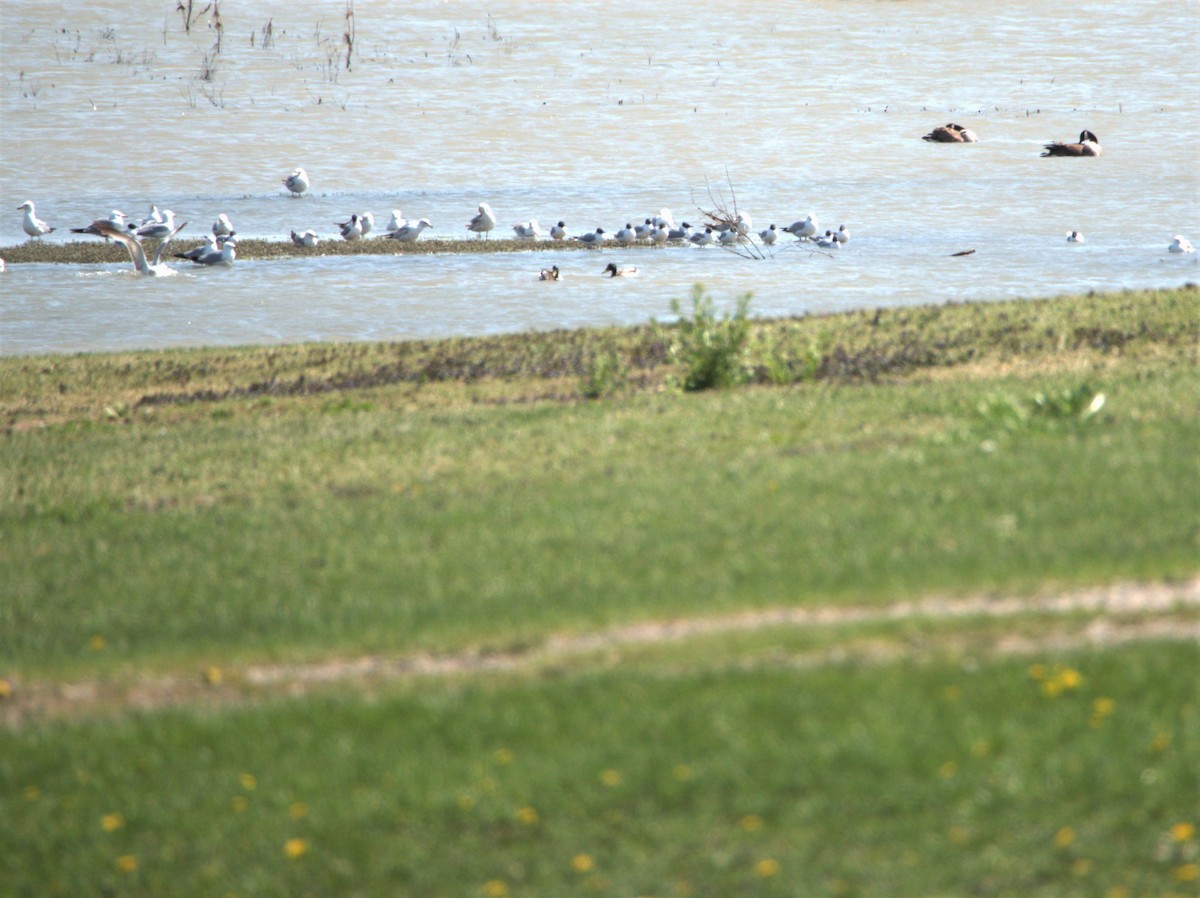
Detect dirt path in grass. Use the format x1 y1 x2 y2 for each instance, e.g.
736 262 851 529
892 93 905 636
3 576 1198 727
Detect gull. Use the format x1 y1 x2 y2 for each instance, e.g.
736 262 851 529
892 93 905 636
0 258 5 273
835 224 850 244
649 224 669 246
283 167 310 196
539 265 561 281
634 219 655 242
212 214 235 237
734 211 753 236
17 201 55 238
759 224 779 245
466 202 496 239
176 233 219 261
922 123 978 143
127 204 163 231
550 220 568 241
668 222 692 241
358 212 375 238
653 208 676 230
815 230 841 249
573 228 607 248
105 210 127 228
689 227 716 247
603 262 639 277
177 236 236 267
513 219 542 239
1042 130 1102 157
386 209 407 232
134 209 178 241
291 229 320 247
71 218 185 276
784 214 818 240
1168 235 1194 254
717 228 741 246
385 218 433 242
614 223 637 246
1067 230 1085 243
337 213 363 241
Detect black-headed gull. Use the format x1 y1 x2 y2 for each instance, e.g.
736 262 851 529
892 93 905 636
649 224 669 246
815 230 840 249
1067 231 1085 243
922 123 978 143
18 201 55 238
337 213 363 241
689 227 716 247
550 221 568 241
759 224 779 245
539 265 561 281
385 218 433 242
717 228 741 246
212 214 235 237
283 167 310 196
71 218 185 276
633 219 654 242
653 208 676 230
614 223 637 246
835 224 850 244
668 223 692 241
512 219 542 239
1042 130 1102 157
1168 235 1194 254
603 262 639 277
291 229 320 247
572 228 607 248
466 202 496 238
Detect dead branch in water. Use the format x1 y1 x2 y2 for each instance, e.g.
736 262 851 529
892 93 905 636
692 170 769 260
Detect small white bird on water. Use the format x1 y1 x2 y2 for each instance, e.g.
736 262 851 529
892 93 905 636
835 224 850 244
283 167 310 197
18 201 55 239
212 214 235 237
466 202 496 239
290 229 320 247
71 218 185 276
1067 230 1085 243
386 218 433 242
1168 235 1194 254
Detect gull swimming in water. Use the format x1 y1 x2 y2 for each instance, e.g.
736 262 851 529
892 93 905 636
539 265 561 281
573 228 607 248
1042 130 1102 157
212 214 235 237
815 230 841 249
603 262 639 277
291 229 320 247
835 224 850 244
466 202 496 239
17 201 55 239
134 209 178 242
550 221 568 241
1168 235 1194 254
71 218 185 276
283 167 310 196
1067 230 1086 243
513 219 542 239
385 218 433 242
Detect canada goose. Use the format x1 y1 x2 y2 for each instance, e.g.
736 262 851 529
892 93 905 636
922 123 978 143
1042 130 1102 157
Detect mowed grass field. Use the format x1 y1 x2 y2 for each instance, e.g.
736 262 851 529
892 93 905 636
1 286 1198 896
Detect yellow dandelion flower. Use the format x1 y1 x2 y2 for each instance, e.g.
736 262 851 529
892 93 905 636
1054 826 1076 848
1104 886 1130 898
600 769 622 787
203 667 222 685
89 635 107 651
754 859 780 878
1041 679 1065 698
516 806 539 825
1093 697 1115 717
0 679 13 699
284 838 309 859
1058 667 1082 689
939 761 957 779
1172 863 1199 882
1028 663 1047 680
483 880 509 898
493 748 514 766
1071 858 1094 877
239 773 257 791
115 855 138 874
24 786 40 801
1170 822 1195 842
1150 731 1171 752
941 685 962 702
673 764 693 781
101 813 125 832
740 814 764 832
289 801 309 820
231 796 248 813
571 853 594 873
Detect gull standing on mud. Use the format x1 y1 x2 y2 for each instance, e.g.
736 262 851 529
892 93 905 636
283 167 310 196
386 209 406 232
291 229 320 247
71 219 185 277
212 213 235 237
336 214 364 241
573 228 607 248
17 201 55 239
177 235 236 267
466 202 496 239
550 221 568 241
513 219 542 239
385 218 433 242
135 209 178 242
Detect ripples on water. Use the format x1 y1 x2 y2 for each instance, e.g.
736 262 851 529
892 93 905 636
1 0 1197 354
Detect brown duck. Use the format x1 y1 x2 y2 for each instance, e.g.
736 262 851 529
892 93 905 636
922 123 978 143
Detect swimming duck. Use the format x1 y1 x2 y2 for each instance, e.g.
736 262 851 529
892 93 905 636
283 167 310 196
922 123 978 143
539 265 561 281
1168 235 1194 254
1067 231 1085 243
1042 130 1102 157
466 202 496 238
603 262 639 277
18 201 55 238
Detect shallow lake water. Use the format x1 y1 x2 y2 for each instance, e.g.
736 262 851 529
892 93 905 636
1 0 1197 355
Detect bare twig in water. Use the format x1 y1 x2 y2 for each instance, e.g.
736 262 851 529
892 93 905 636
343 1 355 71
693 169 768 260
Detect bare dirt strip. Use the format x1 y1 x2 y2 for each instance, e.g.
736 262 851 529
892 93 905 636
4 576 1198 728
